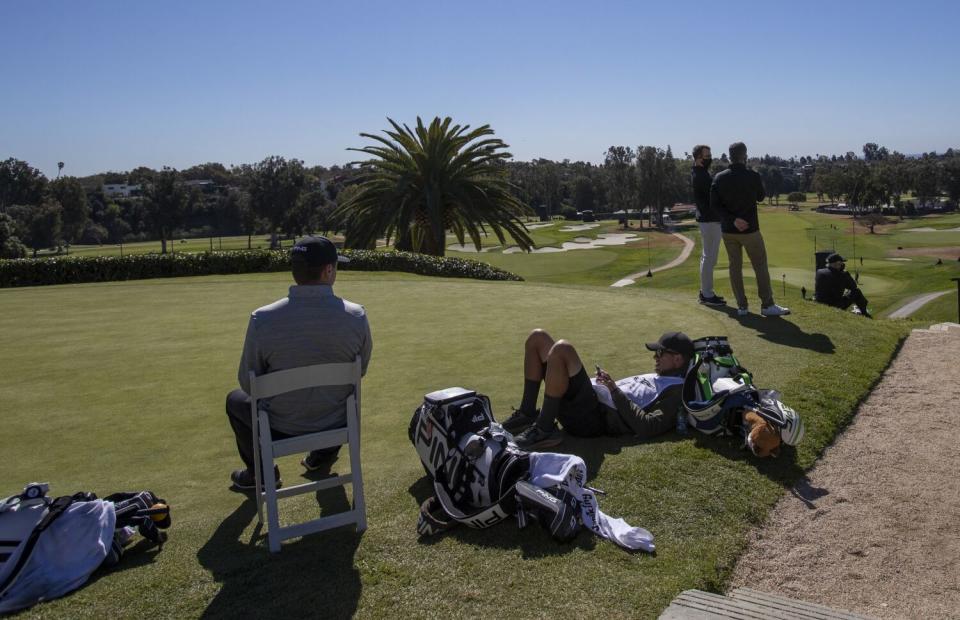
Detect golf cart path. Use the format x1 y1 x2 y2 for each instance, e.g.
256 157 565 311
886 289 952 318
728 322 960 619
610 231 695 287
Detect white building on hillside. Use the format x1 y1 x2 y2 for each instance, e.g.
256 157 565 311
103 183 141 197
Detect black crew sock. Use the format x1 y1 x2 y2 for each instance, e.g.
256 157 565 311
535 395 560 431
520 379 541 416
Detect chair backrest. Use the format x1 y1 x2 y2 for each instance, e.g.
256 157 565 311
249 358 361 401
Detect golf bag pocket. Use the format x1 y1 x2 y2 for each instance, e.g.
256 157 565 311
408 387 494 480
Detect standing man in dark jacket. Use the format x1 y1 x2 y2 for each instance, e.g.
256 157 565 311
691 144 726 306
710 142 790 317
815 253 871 317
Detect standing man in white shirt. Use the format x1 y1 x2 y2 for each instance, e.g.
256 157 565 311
691 144 726 306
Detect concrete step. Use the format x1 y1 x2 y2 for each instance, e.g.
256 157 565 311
659 588 874 620
912 321 960 334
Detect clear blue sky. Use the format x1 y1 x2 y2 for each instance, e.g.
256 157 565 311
2 0 958 178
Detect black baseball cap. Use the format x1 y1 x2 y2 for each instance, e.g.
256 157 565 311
645 332 694 359
827 252 846 263
290 236 349 266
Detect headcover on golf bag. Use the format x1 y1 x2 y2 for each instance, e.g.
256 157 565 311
0 483 171 614
682 336 804 446
408 388 581 542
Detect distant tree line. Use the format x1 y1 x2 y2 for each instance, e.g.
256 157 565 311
2 141 959 259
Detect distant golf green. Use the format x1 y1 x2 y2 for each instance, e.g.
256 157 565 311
1 271 911 618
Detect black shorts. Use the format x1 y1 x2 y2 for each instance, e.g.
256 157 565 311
556 368 608 437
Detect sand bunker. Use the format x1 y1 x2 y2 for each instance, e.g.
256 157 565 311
525 222 556 230
558 223 601 232
890 245 960 260
905 226 960 232
886 257 912 261
502 233 640 254
446 244 502 253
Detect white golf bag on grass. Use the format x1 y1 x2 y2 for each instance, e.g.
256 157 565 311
408 388 655 551
0 483 170 614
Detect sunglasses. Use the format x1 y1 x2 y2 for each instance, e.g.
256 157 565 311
654 348 679 357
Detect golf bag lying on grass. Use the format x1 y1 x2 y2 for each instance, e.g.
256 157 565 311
0 483 170 614
408 388 655 551
682 336 805 449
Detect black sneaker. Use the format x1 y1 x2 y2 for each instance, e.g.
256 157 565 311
230 465 281 490
502 408 538 433
301 451 338 472
514 425 563 450
699 292 726 306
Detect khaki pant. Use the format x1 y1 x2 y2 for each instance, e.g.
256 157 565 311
722 230 774 309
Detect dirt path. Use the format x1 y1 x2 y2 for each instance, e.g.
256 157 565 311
610 231 695 287
886 289 952 318
729 323 960 619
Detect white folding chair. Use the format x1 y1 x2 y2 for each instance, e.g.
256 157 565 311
249 356 366 553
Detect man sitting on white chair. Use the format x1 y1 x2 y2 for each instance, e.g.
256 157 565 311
225 236 373 490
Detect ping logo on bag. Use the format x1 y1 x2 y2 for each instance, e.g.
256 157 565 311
408 387 494 480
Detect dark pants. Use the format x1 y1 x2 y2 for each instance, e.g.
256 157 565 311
225 389 339 471
821 289 869 315
556 369 608 437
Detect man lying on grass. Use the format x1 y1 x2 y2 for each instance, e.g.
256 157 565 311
224 236 373 490
504 329 693 450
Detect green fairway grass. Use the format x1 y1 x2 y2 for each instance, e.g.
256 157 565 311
1 271 911 618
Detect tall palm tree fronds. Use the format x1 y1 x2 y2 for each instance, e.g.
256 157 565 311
335 117 534 256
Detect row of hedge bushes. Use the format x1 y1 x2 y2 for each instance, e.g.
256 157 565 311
0 249 523 288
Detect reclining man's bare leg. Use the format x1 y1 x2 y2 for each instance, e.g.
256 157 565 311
503 329 588 448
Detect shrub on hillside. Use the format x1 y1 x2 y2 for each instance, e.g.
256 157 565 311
560 206 578 220
0 249 523 288
787 192 807 203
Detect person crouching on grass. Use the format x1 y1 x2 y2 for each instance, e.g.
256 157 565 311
502 329 693 450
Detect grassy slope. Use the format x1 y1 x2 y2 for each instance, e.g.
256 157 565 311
1 272 910 618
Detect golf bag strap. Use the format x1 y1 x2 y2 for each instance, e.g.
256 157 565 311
432 479 512 529
416 497 458 536
0 494 86 599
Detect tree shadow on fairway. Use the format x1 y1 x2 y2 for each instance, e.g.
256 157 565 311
197 487 362 619
714 306 835 353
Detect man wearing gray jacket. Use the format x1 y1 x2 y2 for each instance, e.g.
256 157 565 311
225 236 373 490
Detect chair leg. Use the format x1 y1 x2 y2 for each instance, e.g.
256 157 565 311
347 397 367 532
252 407 264 526
258 414 282 552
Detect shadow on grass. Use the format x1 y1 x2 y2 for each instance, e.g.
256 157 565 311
197 484 362 619
558 431 683 481
712 306 835 353
83 537 165 591
690 432 806 485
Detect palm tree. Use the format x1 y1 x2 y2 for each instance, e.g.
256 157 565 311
335 116 534 256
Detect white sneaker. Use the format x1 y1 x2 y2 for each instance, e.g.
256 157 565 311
737 307 749 317
761 304 791 317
